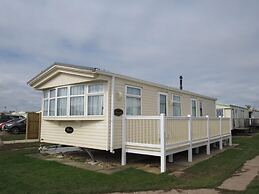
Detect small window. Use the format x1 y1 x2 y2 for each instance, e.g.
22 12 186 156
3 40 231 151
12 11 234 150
49 89 56 98
159 94 167 115
126 86 141 115
173 95 181 116
127 87 141 96
199 101 203 116
43 100 48 116
191 99 197 117
217 109 223 117
88 84 104 93
43 91 48 99
70 85 85 95
57 87 67 97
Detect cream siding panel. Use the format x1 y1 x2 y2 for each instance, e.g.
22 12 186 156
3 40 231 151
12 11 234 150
38 73 95 89
113 77 216 149
41 119 108 150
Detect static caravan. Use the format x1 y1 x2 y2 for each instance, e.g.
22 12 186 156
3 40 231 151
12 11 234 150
251 109 259 118
28 63 232 172
216 103 249 129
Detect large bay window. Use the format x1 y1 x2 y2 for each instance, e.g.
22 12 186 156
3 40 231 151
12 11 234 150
173 95 181 116
126 86 141 115
42 83 104 117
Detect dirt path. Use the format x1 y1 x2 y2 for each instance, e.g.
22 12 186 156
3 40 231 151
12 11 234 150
218 155 259 191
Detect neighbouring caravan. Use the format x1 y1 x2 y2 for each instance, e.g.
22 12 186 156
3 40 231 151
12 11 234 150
251 109 259 118
216 103 249 129
28 63 231 172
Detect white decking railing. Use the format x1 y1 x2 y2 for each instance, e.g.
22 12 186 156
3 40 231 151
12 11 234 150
121 114 232 173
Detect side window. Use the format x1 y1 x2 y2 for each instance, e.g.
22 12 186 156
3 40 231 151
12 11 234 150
43 90 49 116
191 99 197 117
159 94 167 115
126 86 141 115
199 101 203 116
217 109 223 117
173 95 181 116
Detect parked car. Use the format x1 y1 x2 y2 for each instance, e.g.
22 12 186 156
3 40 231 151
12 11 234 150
3 118 26 134
0 114 25 130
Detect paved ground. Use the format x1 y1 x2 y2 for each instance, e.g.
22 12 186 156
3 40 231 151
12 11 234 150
218 155 259 191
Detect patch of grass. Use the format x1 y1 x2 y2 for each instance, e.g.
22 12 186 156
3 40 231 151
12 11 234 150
179 135 259 188
244 176 259 194
0 135 258 193
1 133 26 141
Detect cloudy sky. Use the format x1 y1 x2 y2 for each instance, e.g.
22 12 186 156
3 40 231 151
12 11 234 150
0 0 258 112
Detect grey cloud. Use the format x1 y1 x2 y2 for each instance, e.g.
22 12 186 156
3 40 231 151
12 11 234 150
0 0 259 111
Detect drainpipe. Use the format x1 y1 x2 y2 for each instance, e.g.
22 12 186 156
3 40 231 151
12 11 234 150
110 76 115 153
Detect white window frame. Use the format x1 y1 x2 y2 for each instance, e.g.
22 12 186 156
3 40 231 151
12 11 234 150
191 98 198 117
48 89 56 117
42 91 49 116
158 92 168 116
87 83 105 116
56 86 68 117
69 84 85 116
125 85 142 116
42 83 106 118
172 94 182 116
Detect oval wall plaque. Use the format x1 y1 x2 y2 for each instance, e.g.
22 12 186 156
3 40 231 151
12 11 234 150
114 109 123 116
65 126 74 134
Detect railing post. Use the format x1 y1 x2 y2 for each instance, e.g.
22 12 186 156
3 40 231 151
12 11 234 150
188 115 193 162
160 113 166 173
206 115 210 155
121 114 126 165
219 116 223 150
229 116 232 146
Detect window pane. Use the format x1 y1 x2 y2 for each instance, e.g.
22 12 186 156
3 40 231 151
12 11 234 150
199 101 203 116
50 89 56 98
49 99 55 116
70 96 84 116
70 85 85 95
57 87 67 97
126 96 141 115
173 102 181 116
173 95 181 102
217 109 223 117
192 100 197 117
127 87 141 96
88 95 103 115
160 94 167 115
43 91 48 99
43 100 48 116
88 84 104 93
57 98 67 116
